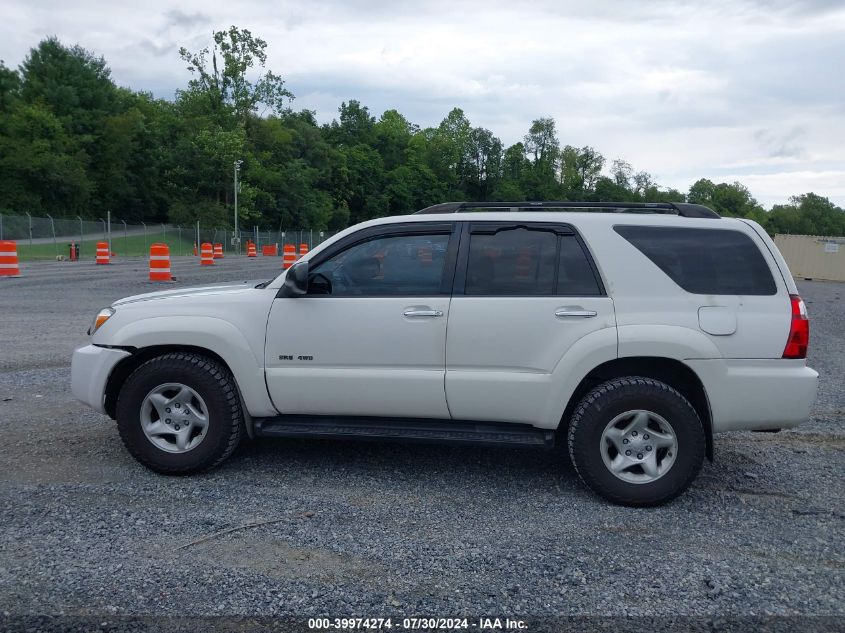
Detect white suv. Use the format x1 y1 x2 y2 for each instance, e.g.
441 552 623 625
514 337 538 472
71 202 819 506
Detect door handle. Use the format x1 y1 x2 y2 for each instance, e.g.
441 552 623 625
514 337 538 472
555 308 598 318
403 308 444 317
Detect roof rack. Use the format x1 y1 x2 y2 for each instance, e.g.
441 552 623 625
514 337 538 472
414 201 720 219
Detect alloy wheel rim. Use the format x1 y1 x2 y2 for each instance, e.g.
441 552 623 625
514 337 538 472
599 409 678 484
140 383 209 454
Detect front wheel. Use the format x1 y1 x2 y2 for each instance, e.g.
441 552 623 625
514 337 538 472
567 377 705 506
116 352 243 474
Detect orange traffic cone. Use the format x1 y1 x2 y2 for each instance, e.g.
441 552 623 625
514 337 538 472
149 243 173 282
247 241 257 258
0 240 21 278
200 243 214 266
298 243 309 259
213 243 223 259
95 242 110 265
282 244 297 269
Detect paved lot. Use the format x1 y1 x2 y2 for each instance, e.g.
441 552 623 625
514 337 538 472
0 258 843 628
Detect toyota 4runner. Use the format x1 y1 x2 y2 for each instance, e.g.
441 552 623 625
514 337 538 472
71 202 819 506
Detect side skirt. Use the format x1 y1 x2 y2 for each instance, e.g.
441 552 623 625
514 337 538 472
253 415 556 449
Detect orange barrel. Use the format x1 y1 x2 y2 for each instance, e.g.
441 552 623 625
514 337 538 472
213 243 223 259
298 243 309 259
95 241 110 265
200 242 214 266
0 241 21 278
247 241 257 258
282 244 297 269
148 243 172 282
192 243 197 256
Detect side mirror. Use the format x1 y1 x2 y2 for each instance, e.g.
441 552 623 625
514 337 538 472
279 260 309 297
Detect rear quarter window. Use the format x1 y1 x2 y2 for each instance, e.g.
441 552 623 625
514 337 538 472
614 225 777 295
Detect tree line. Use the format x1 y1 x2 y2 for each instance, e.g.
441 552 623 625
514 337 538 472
1 27 843 237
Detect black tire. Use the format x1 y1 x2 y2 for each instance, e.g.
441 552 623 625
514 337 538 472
567 377 705 507
115 352 242 474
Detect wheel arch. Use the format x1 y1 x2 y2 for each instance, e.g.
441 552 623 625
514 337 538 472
559 356 714 461
103 345 256 438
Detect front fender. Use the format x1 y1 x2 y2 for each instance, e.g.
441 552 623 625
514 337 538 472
104 316 277 417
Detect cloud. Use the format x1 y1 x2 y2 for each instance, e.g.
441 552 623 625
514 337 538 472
754 127 807 159
715 170 845 206
0 0 843 207
162 9 211 31
137 38 176 58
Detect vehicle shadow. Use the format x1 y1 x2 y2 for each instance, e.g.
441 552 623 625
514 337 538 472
226 435 577 486
219 434 748 510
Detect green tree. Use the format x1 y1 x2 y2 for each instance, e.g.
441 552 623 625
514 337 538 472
178 26 293 123
16 38 122 216
592 176 635 202
610 159 633 189
328 100 376 147
521 117 560 199
524 117 559 164
466 127 502 200
768 193 845 236
340 143 386 223
0 61 20 112
561 145 604 195
374 109 415 170
688 179 763 218
687 178 716 205
20 37 117 135
0 102 90 214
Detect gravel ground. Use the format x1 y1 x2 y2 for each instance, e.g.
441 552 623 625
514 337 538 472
0 258 843 631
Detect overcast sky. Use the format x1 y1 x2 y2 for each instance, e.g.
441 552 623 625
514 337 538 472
2 0 844 207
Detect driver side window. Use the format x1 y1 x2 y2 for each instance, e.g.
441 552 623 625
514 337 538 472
309 233 450 297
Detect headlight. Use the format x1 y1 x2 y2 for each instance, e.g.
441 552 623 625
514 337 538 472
89 307 115 335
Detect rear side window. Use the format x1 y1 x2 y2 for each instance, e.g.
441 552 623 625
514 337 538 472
465 226 602 296
614 226 777 295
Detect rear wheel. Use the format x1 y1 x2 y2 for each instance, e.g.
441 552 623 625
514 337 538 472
567 377 705 506
116 352 242 474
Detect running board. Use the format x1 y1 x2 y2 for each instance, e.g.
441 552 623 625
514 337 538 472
253 415 555 448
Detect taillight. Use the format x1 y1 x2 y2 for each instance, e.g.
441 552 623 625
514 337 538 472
783 294 809 359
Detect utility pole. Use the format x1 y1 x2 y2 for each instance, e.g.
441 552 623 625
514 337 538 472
46 213 57 258
234 160 243 255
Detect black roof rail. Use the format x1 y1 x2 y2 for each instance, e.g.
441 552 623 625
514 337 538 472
414 201 720 219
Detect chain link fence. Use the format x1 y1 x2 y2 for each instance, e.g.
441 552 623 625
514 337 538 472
0 213 340 261
236 227 340 254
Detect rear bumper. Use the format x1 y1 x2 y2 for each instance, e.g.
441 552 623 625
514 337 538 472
686 359 819 432
71 344 131 414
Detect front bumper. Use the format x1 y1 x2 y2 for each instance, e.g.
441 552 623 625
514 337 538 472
71 344 131 414
686 359 819 432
